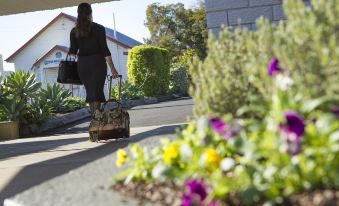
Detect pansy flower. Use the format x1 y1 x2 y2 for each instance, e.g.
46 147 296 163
268 58 283 76
280 111 305 156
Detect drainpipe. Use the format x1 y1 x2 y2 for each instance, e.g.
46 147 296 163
113 12 121 75
0 54 3 77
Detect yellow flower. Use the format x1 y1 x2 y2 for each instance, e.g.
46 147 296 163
163 143 179 164
116 149 128 168
204 148 221 168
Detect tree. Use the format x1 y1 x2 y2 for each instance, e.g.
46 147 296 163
144 3 208 60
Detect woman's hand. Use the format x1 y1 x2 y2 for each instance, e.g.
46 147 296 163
111 68 118 79
105 56 119 79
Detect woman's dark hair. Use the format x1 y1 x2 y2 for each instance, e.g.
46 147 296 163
74 2 93 37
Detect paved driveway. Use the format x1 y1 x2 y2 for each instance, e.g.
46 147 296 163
43 97 194 135
0 98 193 205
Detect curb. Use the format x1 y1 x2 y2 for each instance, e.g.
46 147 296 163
121 93 186 109
20 108 91 137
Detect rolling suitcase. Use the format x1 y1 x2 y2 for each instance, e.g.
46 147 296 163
88 75 130 142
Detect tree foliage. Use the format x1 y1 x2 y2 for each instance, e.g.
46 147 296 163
144 3 208 60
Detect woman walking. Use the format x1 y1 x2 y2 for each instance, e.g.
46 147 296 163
69 2 118 141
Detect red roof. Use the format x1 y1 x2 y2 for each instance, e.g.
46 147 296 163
5 12 131 62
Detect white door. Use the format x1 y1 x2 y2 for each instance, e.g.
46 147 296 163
45 67 59 86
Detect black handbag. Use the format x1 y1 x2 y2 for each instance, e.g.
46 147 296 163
57 53 83 85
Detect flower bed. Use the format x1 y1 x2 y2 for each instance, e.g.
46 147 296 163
113 57 339 205
112 0 339 205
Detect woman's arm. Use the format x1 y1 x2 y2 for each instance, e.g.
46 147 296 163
105 56 118 79
69 29 78 55
98 25 118 78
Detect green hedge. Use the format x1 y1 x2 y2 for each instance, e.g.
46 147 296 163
127 45 170 97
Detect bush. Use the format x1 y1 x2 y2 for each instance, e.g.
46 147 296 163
63 97 86 112
2 71 41 101
0 71 42 123
169 66 189 95
111 80 144 101
190 28 258 117
273 1 339 100
127 45 170 97
0 97 27 122
39 83 72 113
170 49 196 95
190 0 339 118
24 98 51 124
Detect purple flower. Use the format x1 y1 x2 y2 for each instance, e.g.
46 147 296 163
280 111 305 156
209 118 236 140
181 180 208 206
181 193 194 206
208 200 218 206
181 180 218 206
280 111 305 138
331 106 339 119
186 180 208 201
268 58 283 76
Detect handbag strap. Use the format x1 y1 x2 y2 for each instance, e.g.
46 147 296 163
66 52 77 62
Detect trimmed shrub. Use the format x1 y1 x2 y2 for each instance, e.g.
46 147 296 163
127 45 170 97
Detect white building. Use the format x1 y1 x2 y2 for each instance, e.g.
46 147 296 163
0 54 12 79
5 12 142 99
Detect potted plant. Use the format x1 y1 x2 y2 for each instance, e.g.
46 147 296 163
0 98 25 140
0 71 41 140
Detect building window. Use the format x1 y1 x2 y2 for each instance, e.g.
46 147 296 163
55 52 62 59
123 52 128 55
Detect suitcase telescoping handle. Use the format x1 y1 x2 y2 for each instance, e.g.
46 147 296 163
108 74 122 101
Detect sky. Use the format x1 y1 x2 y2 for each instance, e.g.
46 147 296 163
0 0 198 71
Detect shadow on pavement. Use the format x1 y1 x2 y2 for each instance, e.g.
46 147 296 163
0 137 88 161
0 124 183 205
39 117 91 136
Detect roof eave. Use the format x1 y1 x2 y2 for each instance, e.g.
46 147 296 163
5 12 137 62
32 45 69 68
5 13 67 62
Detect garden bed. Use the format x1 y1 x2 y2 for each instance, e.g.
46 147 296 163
112 182 339 206
112 1 339 205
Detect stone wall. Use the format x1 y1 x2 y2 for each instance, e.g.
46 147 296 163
205 0 310 35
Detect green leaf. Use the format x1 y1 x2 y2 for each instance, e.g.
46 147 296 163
301 96 332 113
315 114 336 134
330 131 339 143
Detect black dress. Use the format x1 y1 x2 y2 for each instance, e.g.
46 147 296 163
69 22 111 103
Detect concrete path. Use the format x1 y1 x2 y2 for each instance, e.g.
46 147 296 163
0 98 193 206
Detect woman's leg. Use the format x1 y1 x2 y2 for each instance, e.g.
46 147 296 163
89 101 101 115
89 101 101 142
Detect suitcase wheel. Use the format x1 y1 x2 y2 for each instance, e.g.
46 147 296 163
123 118 130 138
89 131 99 142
